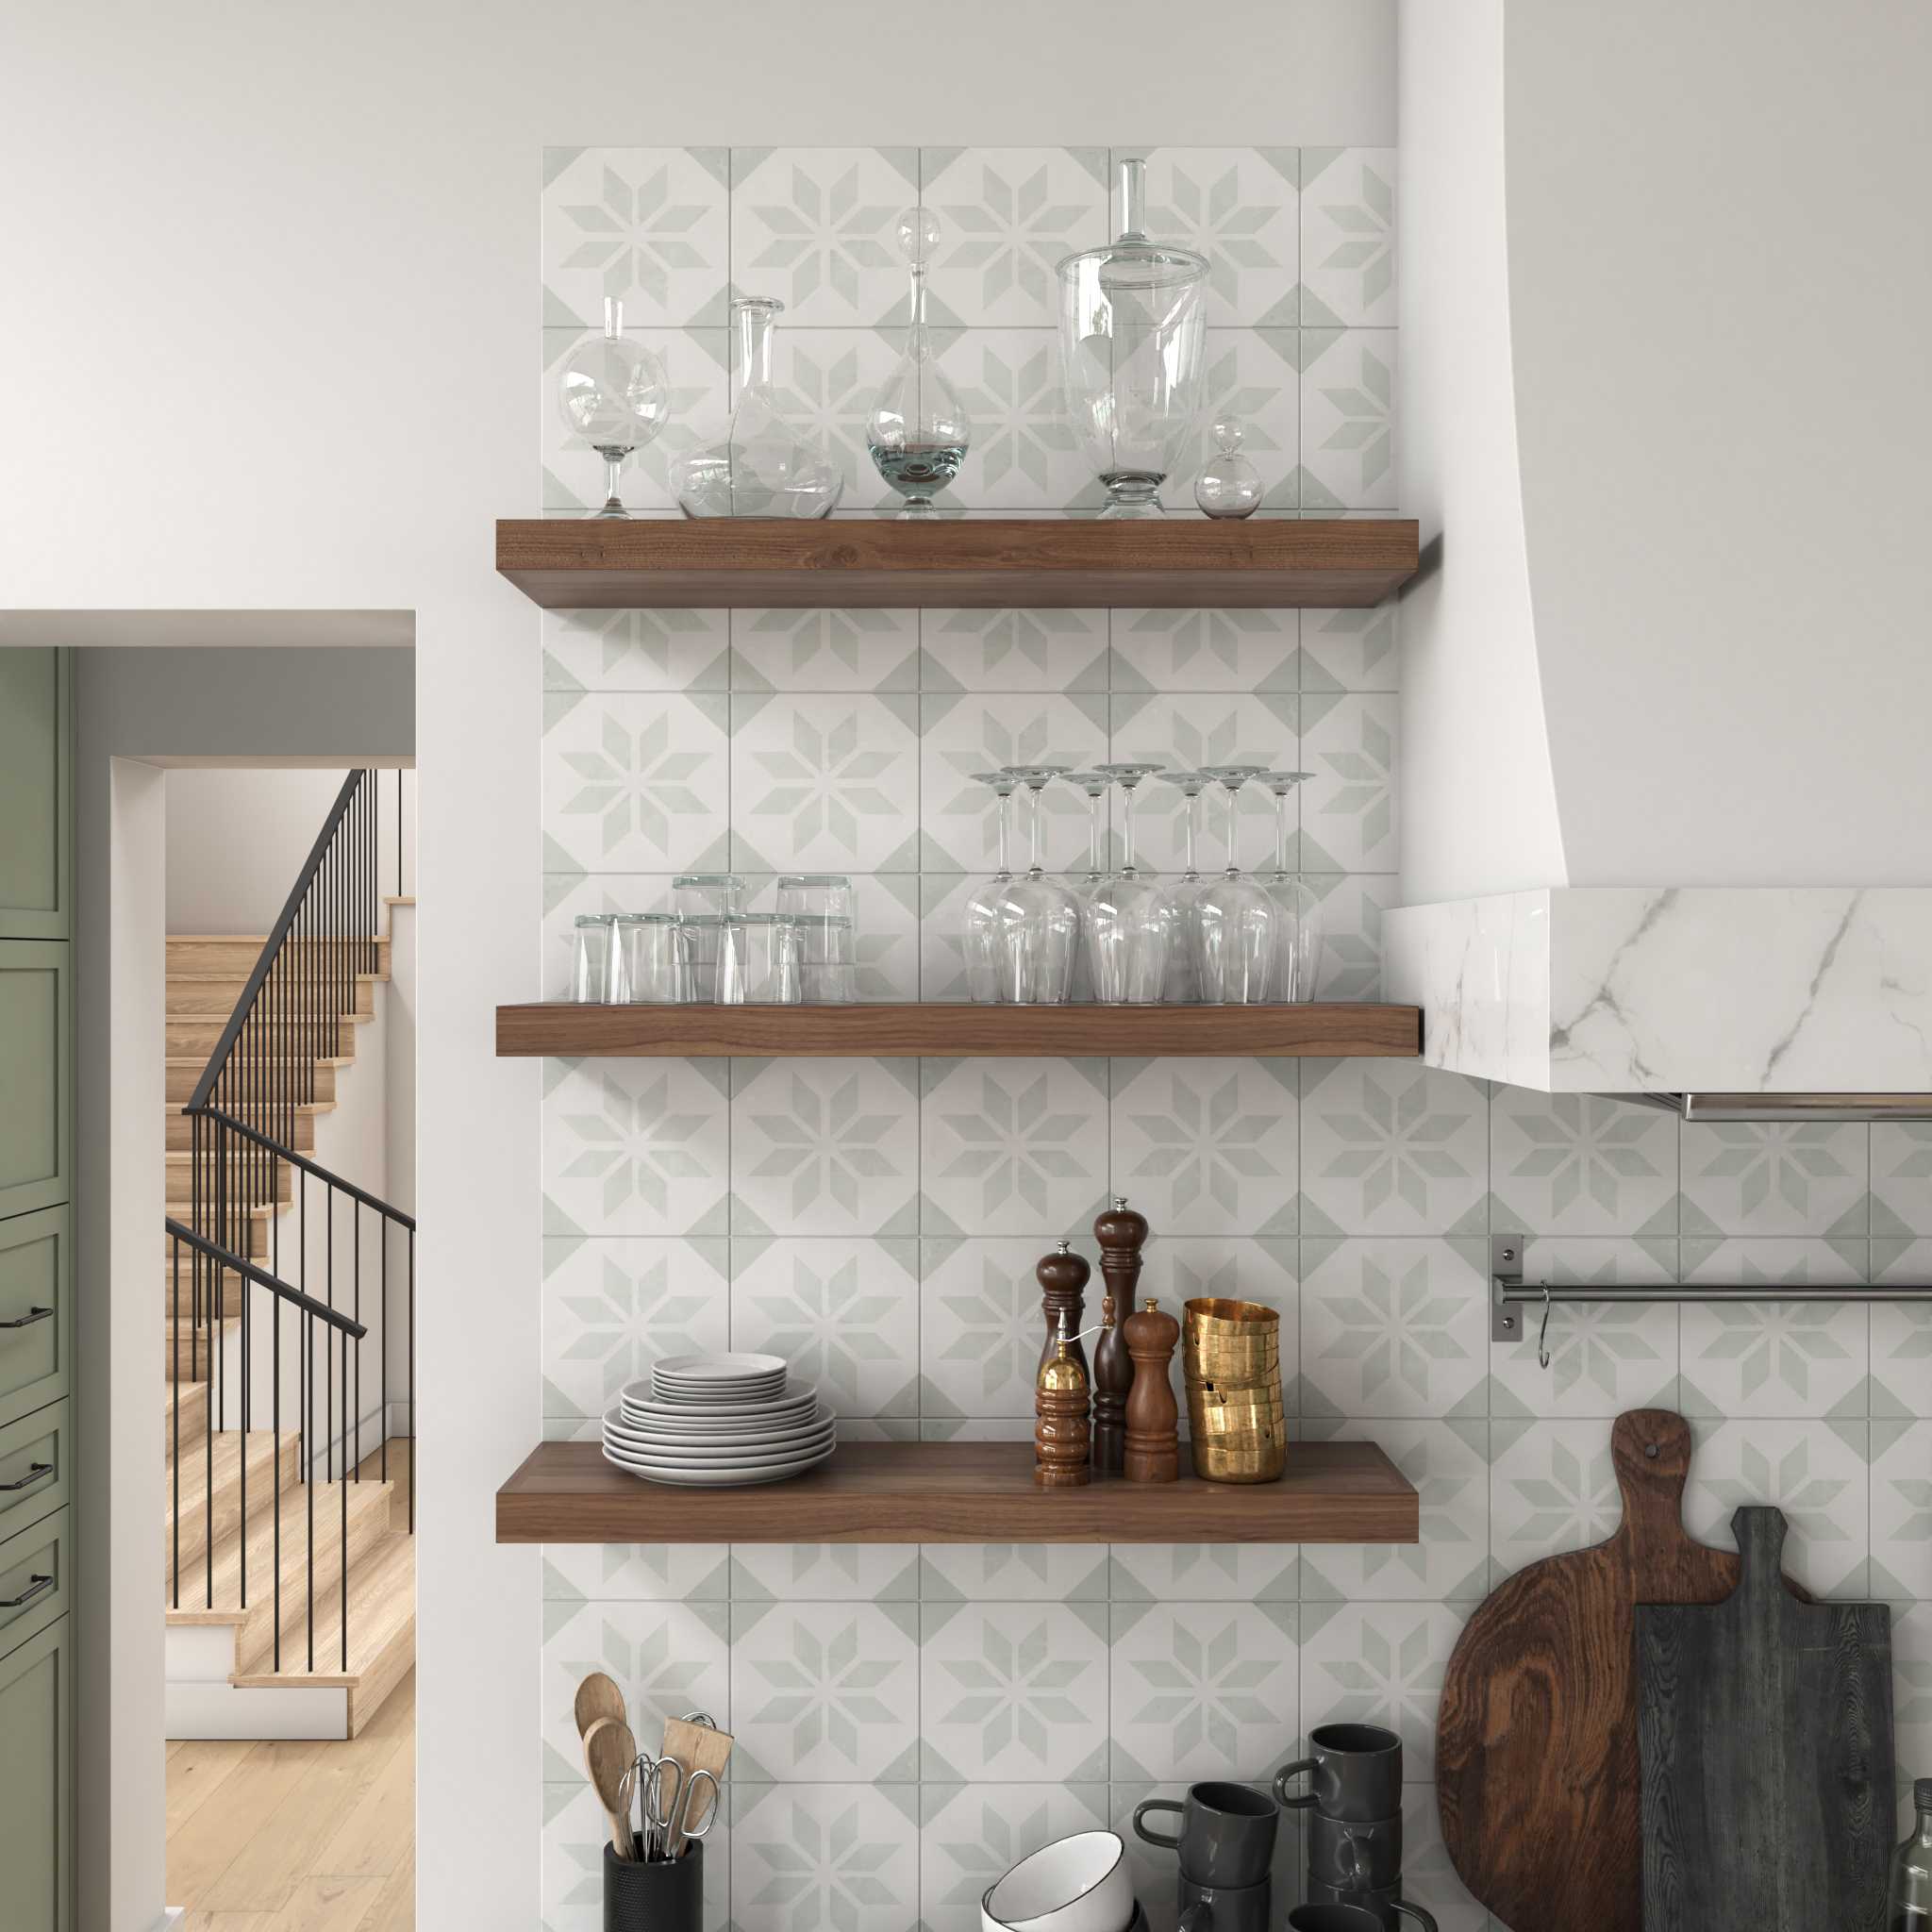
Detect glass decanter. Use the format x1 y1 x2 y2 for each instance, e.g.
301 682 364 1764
1259 771 1322 1001
557 298 671 519
866 209 970 518
1194 415 1265 518
1192 765 1278 1004
671 296 844 518
1056 158 1208 516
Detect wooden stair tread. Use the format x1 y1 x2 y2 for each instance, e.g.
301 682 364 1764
232 1527 414 1686
163 1426 293 1494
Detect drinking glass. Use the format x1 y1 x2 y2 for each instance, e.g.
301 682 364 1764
1156 771 1211 1002
1193 765 1278 1004
556 298 671 518
674 874 746 998
567 912 619 1003
1258 771 1323 1003
777 875 858 1002
998 766 1080 1004
961 772 1021 1003
612 913 689 1004
715 913 802 1005
1084 763 1174 1004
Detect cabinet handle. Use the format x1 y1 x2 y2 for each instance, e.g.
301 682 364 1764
0 1573 54 1609
0 1461 53 1492
0 1306 54 1330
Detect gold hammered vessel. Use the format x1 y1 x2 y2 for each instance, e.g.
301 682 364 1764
1183 1296 1286 1483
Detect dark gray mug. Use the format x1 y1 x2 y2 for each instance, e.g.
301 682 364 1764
1307 1809 1402 1890
1175 1873 1271 1932
1134 1780 1278 1888
1296 1883 1438 1931
1273 1723 1403 1823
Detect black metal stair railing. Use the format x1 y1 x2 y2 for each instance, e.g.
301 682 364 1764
172 766 415 1677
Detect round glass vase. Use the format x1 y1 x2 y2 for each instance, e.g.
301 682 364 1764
672 297 845 518
1055 158 1208 517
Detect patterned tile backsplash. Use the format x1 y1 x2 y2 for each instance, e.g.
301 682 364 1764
536 149 1930 1932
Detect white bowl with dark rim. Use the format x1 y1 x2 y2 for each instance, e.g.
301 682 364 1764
981 1831 1132 1932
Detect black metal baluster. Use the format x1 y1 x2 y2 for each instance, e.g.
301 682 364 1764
274 1190 282 1674
172 1234 180 1609
341 1322 349 1673
305 1306 314 1673
326 1182 335 1483
380 1226 389 1484
353 1207 361 1482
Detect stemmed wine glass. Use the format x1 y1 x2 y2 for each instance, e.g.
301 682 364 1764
961 771 1020 1003
1061 771 1113 1002
1084 763 1174 1004
999 765 1080 1004
1259 771 1323 1003
1155 770 1211 1002
557 297 671 518
1192 764 1277 1004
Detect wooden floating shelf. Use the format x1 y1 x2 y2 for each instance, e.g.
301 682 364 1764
496 1441 1421 1544
496 517 1419 609
495 1001 1422 1058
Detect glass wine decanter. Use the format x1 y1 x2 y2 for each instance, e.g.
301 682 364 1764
556 297 671 519
960 771 1020 1003
998 766 1080 1004
1258 771 1321 1002
1192 765 1278 1004
1156 770 1211 1002
1084 763 1174 1004
1055 158 1208 517
1194 415 1265 518
866 209 970 518
671 296 844 518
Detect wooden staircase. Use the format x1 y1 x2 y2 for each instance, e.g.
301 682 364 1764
165 919 414 1740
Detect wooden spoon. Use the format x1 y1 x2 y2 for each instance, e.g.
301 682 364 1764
660 1715 733 1855
574 1671 626 1740
583 1716 640 1860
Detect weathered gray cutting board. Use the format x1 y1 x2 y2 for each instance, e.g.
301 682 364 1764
1637 1505 1894 1931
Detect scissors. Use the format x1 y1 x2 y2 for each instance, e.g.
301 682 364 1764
639 1757 719 1860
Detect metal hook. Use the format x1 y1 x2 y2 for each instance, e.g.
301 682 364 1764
1537 1282 1553 1371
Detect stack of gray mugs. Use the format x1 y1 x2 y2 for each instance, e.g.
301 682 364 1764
1274 1724 1438 1930
1133 1781 1280 1930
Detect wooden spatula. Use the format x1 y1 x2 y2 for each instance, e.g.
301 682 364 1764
660 1715 732 1855
583 1716 640 1860
574 1670 626 1740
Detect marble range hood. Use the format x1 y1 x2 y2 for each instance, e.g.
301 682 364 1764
1385 3 1932 1109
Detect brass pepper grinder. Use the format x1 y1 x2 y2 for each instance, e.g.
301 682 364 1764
1037 1241 1091 1384
1123 1296 1181 1483
1091 1196 1146 1474
1034 1307 1091 1488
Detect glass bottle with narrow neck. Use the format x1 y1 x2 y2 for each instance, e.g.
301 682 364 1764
1889 1778 1932 1930
867 208 970 517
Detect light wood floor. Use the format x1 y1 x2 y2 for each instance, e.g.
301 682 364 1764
167 1442 414 1932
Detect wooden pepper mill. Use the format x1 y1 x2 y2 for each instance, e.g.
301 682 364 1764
1037 1241 1091 1383
1034 1307 1091 1488
1122 1296 1181 1484
1091 1196 1145 1475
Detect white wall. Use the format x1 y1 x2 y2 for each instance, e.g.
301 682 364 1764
166 769 352 933
1 7 1394 1926
1396 0 1565 905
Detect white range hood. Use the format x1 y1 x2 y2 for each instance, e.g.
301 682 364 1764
1386 1 1932 1106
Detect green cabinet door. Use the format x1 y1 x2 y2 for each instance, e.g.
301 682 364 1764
0 649 71 941
0 946 69 1222
0 1618 72 1932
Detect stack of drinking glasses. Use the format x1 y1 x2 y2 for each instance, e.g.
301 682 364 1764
958 762 1324 1006
565 874 858 1006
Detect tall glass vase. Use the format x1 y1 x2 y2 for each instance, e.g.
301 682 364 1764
866 210 970 517
672 297 844 518
1055 158 1208 516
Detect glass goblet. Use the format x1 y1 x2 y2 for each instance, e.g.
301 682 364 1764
557 297 671 519
1085 763 1174 1005
1193 764 1278 1004
960 771 1020 1003
998 766 1081 1004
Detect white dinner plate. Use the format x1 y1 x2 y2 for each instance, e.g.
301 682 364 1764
646 1388 788 1408
651 1352 788 1385
603 1423 836 1463
620 1382 819 1424
603 1409 834 1450
600 1443 836 1487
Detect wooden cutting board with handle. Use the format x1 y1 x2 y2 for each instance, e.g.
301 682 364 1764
1436 1408 1808 1932
1638 1504 1893 1932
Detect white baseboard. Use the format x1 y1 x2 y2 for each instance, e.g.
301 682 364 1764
155 1909 186 1931
166 1676 347 1740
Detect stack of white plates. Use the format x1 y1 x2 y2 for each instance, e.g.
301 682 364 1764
601 1353 837 1488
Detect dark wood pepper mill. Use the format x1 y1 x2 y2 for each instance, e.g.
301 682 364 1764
1091 1196 1145 1475
1123 1296 1181 1484
1034 1307 1091 1488
1037 1241 1091 1384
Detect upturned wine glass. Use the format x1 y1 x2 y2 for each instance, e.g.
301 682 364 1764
1084 763 1174 1004
960 772 1020 1003
1060 771 1112 1002
1192 764 1278 1004
998 765 1080 1003
557 297 671 518
1155 770 1212 1002
1259 771 1323 1002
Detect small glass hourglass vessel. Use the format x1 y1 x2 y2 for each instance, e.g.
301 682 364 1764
1192 765 1278 1004
556 298 671 518
1194 415 1266 518
1155 770 1212 1002
998 766 1081 1004
960 772 1021 1003
671 296 844 518
867 209 971 518
1084 763 1174 1004
1258 771 1322 1002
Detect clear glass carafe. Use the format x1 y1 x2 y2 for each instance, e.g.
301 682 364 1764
867 210 970 517
1055 158 1208 516
672 297 844 518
